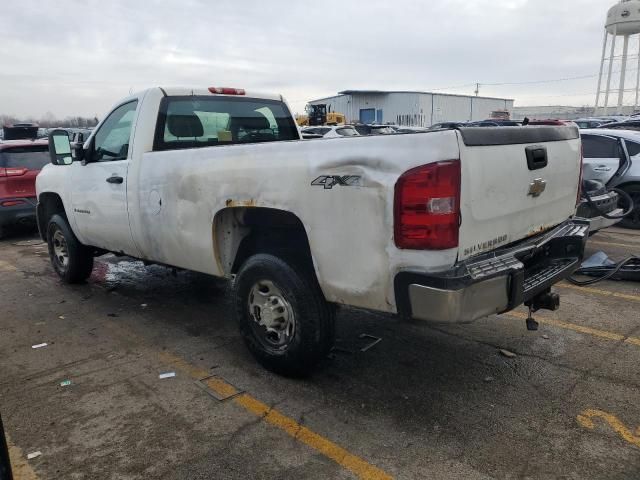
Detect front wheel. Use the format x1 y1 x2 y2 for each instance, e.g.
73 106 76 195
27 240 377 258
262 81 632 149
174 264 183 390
233 253 334 377
47 214 94 283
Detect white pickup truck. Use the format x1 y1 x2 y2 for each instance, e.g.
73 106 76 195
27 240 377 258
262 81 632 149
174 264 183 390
37 86 588 375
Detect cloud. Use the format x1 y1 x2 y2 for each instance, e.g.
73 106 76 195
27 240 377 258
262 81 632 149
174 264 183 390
0 0 610 118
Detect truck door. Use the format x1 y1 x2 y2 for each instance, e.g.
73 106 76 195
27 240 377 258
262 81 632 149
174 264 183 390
581 134 622 185
70 100 140 255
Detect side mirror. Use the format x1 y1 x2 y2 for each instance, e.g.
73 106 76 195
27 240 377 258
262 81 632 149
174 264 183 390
48 129 73 165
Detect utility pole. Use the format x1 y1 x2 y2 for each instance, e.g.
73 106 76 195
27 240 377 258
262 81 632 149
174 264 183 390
474 83 480 96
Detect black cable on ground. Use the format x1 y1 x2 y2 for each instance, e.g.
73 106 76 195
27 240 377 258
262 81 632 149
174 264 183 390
583 187 634 220
568 255 640 285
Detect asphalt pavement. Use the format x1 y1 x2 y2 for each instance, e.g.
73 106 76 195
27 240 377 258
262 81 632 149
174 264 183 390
1 226 639 479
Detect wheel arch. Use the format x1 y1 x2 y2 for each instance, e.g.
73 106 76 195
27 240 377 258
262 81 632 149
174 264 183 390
212 206 321 283
37 192 68 241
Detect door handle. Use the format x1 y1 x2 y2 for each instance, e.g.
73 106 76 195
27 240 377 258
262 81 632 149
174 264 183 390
593 166 612 172
106 175 124 184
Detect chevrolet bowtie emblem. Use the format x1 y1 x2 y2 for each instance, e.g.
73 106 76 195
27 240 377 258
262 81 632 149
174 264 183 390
528 178 547 197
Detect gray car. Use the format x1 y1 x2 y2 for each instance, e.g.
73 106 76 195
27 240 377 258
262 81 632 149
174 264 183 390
581 129 640 229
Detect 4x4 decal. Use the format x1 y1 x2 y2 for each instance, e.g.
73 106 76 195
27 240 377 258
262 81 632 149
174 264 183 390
311 175 362 189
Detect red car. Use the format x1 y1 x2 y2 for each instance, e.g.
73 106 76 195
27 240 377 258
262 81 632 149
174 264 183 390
0 138 49 237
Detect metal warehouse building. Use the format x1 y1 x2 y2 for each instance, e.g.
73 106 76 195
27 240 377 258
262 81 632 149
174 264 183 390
308 90 514 127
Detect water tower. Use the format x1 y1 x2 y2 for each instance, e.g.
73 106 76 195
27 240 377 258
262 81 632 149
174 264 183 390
595 0 640 115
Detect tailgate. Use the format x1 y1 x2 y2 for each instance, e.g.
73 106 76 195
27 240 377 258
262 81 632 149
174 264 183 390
456 126 581 261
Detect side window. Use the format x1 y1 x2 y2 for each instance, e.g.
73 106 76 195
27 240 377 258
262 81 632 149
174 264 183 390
93 101 137 162
624 140 640 157
582 135 618 158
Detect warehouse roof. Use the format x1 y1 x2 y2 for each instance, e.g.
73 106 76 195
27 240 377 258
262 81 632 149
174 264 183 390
313 89 513 102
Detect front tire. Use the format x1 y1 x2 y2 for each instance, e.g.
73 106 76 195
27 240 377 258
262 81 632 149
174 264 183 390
47 214 94 283
233 253 334 377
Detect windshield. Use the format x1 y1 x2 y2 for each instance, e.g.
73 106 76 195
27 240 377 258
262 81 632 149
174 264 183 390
0 145 49 169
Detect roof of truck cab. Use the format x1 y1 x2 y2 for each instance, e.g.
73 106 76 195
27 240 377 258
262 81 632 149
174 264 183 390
159 87 283 101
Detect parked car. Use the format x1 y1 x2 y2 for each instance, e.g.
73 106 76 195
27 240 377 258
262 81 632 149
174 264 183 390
581 129 640 229
394 126 429 134
0 138 49 237
38 85 586 375
352 124 396 135
301 125 359 138
428 122 467 130
596 120 640 131
464 120 521 127
2 123 39 140
527 119 578 127
573 118 606 129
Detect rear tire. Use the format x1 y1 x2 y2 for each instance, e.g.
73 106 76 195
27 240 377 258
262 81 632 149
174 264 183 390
47 214 94 283
233 253 334 377
618 184 640 230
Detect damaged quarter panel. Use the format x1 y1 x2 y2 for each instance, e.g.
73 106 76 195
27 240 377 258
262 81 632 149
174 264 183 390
37 88 583 320
133 125 460 313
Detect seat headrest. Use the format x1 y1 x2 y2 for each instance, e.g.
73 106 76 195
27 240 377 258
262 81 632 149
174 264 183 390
167 114 204 138
231 116 271 131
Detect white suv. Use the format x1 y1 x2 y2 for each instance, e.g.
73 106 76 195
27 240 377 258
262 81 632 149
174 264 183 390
301 125 359 138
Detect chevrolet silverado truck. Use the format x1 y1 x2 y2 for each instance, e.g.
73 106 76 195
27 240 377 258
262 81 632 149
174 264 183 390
36 86 588 375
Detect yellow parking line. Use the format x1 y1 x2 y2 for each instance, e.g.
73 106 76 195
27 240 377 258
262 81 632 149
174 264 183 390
159 351 392 480
6 435 40 480
577 409 640 448
506 311 640 346
588 240 638 250
0 260 17 272
558 282 640 303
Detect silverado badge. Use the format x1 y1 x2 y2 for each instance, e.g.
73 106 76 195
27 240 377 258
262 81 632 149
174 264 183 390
527 178 547 197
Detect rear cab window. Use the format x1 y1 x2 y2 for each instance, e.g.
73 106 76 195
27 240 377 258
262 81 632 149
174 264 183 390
0 145 50 170
153 96 299 151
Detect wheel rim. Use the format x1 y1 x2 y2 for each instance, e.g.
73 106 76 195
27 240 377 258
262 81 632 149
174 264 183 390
247 279 295 350
52 229 69 270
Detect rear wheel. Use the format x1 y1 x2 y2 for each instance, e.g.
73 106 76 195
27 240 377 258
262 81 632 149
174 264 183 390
618 184 640 230
47 214 94 283
233 253 334 377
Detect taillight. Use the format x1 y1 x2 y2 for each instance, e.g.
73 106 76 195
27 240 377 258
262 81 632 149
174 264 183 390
394 160 461 249
208 87 246 95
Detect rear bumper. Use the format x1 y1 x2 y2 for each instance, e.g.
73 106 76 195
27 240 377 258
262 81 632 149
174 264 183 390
575 191 622 232
584 209 623 232
0 197 37 227
395 219 589 323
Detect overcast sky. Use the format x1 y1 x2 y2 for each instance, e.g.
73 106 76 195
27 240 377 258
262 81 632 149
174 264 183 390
0 0 619 118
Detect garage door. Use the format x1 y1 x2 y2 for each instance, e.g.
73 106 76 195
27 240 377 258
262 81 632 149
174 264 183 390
359 109 375 124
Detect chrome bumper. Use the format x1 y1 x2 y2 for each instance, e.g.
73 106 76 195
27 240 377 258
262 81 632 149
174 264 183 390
395 219 589 323
580 208 623 232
